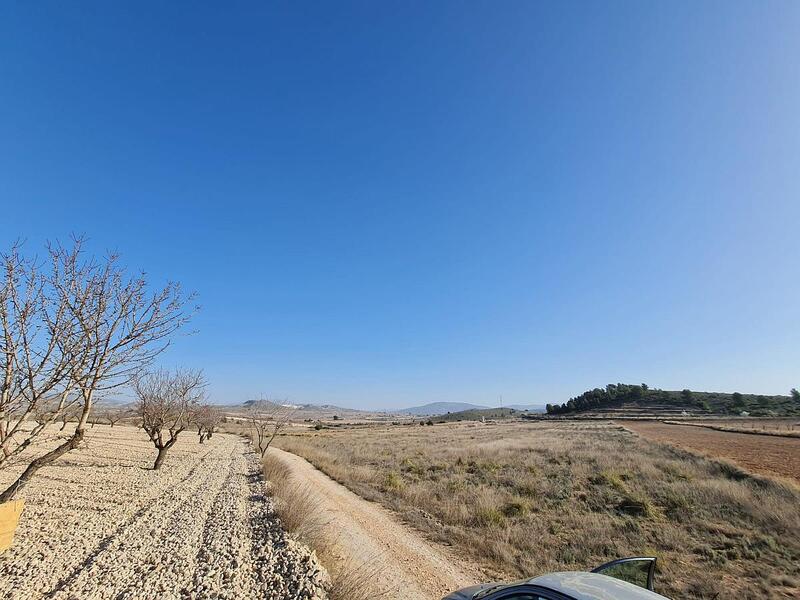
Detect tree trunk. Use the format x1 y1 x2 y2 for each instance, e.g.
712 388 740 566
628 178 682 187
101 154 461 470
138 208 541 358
0 427 85 502
153 446 168 470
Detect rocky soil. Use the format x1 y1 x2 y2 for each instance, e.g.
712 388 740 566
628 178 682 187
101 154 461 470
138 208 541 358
0 426 328 600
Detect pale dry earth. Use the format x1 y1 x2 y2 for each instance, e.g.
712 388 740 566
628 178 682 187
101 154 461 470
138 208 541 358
623 420 800 482
268 447 482 600
0 426 327 600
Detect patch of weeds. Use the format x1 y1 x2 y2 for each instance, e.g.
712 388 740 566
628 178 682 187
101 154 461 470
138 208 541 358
617 492 658 518
400 457 423 475
383 472 405 491
657 461 694 481
475 507 506 527
591 469 629 493
716 461 750 482
687 571 724 599
658 489 693 520
446 479 467 492
500 500 527 518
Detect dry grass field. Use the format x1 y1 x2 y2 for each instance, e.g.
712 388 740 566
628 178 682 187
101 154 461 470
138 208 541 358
276 420 800 599
262 448 481 600
625 421 800 482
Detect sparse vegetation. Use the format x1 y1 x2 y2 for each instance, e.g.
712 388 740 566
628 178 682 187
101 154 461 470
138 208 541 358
276 421 800 599
433 407 522 423
263 452 391 600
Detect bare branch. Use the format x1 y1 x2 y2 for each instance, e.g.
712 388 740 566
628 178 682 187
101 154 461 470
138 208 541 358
248 397 294 457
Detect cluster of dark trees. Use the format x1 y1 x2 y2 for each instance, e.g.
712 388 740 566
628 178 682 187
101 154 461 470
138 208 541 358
546 383 800 416
546 383 653 415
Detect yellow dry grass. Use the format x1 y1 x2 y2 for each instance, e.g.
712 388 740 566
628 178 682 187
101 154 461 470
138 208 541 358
276 420 800 599
262 454 392 600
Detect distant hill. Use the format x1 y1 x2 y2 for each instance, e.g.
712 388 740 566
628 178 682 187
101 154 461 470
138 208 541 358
547 383 800 416
230 400 375 420
397 402 488 416
433 407 523 422
505 404 547 412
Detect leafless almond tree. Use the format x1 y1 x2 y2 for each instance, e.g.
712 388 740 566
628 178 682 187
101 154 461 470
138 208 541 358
0 238 195 502
1 244 81 471
248 398 293 457
136 368 205 469
59 404 78 431
194 404 221 444
103 406 126 427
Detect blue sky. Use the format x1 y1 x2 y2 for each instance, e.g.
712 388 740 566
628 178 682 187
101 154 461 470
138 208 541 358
2 2 799 409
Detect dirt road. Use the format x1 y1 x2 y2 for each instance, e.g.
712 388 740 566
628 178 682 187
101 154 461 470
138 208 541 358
0 427 327 600
624 420 800 482
269 447 482 600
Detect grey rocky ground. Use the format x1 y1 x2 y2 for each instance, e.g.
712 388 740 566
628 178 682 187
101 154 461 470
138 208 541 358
0 426 328 600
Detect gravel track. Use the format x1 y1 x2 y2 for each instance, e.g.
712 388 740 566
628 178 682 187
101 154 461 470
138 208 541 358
269 447 482 600
0 426 328 600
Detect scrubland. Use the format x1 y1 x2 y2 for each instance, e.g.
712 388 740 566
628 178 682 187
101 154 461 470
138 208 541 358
262 448 478 600
276 420 800 599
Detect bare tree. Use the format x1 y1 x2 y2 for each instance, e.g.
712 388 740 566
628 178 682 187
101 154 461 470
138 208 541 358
0 239 195 502
248 398 293 457
59 404 77 432
104 406 126 428
0 244 84 475
194 404 221 444
88 402 104 428
136 368 205 470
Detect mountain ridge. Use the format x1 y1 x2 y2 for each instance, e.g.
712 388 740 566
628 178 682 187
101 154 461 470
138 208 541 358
396 402 489 416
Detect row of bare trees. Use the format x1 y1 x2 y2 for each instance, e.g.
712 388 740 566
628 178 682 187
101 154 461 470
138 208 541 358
134 368 222 469
0 238 196 502
0 238 293 489
51 404 129 430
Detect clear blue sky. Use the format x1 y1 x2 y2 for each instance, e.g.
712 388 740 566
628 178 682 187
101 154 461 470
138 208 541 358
2 2 799 409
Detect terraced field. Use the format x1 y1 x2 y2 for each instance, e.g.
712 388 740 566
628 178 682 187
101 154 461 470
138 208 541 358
624 420 800 482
